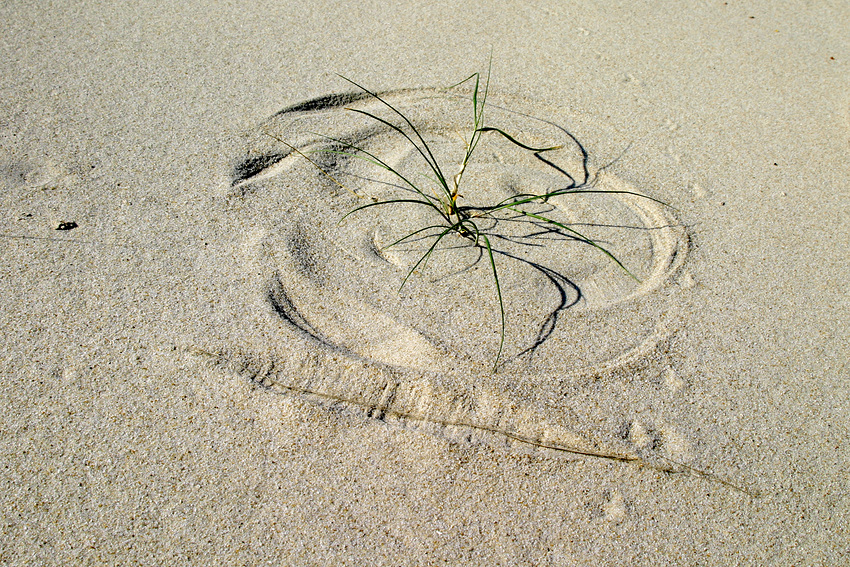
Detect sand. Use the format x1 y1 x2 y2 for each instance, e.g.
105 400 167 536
1 1 847 565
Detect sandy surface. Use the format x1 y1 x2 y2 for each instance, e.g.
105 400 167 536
1 1 848 565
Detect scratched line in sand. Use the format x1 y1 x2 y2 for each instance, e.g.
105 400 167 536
191 344 754 496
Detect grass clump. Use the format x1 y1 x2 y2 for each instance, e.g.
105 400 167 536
269 64 659 372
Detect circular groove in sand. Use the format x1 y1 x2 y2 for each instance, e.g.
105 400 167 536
232 89 688 375
203 87 707 473
193 87 769 496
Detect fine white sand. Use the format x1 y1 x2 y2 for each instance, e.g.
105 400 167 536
1 2 847 565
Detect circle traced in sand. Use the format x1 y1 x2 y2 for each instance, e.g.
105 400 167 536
230 88 686 376
210 87 697 465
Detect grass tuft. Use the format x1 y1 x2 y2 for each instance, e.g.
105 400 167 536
269 63 667 372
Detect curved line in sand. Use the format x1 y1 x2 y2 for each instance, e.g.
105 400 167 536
200 88 761 496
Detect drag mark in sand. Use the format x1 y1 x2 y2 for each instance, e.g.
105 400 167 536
190 344 755 496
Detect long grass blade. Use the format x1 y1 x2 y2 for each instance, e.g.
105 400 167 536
340 198 442 223
263 132 355 196
489 188 670 214
383 224 452 248
477 126 563 152
307 139 440 207
344 107 450 195
480 234 505 372
337 75 451 195
545 187 671 207
445 72 479 90
510 208 639 281
399 226 456 290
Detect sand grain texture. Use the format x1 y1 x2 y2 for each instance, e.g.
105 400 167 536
1 1 847 565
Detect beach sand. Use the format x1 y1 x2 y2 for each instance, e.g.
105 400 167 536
1 1 847 564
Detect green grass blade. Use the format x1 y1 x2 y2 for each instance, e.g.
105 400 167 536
399 226 456 290
467 54 491 156
543 187 671 208
446 72 479 90
344 107 450 195
340 198 443 223
306 140 440 207
510 208 639 281
451 64 491 206
477 126 563 152
337 75 451 195
471 72 480 123
488 188 670 214
474 58 490 133
263 132 355 195
383 224 452 248
480 234 505 372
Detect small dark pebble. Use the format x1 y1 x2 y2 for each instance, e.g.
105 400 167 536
56 221 78 231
